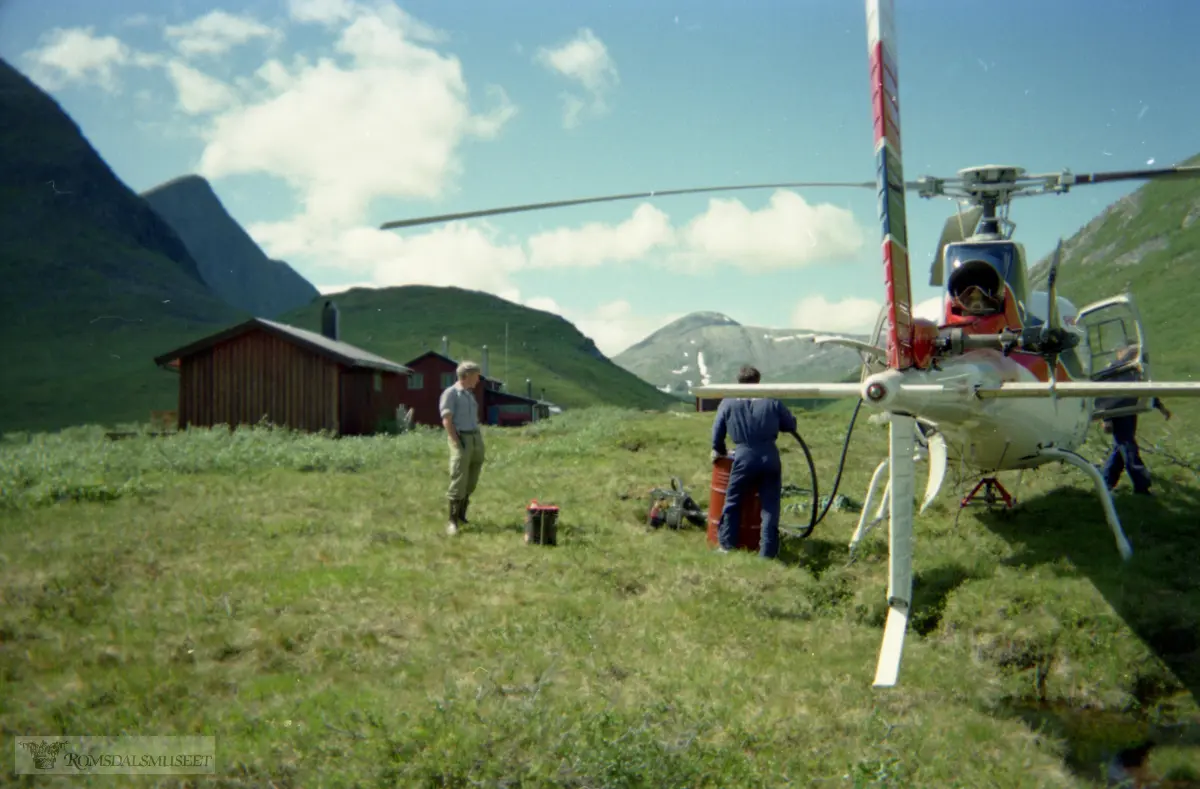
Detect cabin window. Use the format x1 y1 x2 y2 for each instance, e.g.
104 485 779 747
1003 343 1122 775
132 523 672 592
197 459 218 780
408 373 424 389
374 372 382 392
441 373 455 388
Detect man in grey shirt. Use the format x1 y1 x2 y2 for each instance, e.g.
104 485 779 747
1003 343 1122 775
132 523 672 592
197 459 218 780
440 361 486 534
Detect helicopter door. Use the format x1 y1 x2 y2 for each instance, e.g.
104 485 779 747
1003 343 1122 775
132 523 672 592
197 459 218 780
1075 294 1152 421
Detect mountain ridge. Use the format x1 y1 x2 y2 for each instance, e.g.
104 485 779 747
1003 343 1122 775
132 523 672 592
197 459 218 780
614 311 865 396
140 174 320 319
0 55 249 433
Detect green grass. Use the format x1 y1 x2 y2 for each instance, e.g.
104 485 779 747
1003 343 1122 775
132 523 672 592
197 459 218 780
4 406 1200 787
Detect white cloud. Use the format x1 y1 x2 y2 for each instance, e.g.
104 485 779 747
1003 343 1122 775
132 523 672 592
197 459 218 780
580 299 684 357
913 295 944 322
258 217 525 295
164 61 237 115
535 28 618 128
791 295 883 334
164 10 282 58
289 0 444 42
288 0 366 27
526 204 675 268
196 4 515 227
477 293 682 357
21 27 156 92
255 189 869 332
514 190 863 271
788 294 944 335
677 190 865 270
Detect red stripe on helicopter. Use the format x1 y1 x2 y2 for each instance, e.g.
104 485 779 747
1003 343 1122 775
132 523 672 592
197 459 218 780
1011 353 1072 383
883 238 915 369
869 41 901 154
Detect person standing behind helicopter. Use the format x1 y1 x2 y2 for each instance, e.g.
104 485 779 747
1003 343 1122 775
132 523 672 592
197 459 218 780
710 365 798 559
1098 345 1171 495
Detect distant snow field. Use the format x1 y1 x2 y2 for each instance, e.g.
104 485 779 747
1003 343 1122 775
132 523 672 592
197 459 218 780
696 352 711 386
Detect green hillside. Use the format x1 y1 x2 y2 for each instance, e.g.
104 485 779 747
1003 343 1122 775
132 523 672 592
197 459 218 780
1028 153 1200 382
0 57 249 435
281 286 680 411
0 54 676 435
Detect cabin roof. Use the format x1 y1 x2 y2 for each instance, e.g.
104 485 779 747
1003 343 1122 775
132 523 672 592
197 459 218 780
153 318 413 375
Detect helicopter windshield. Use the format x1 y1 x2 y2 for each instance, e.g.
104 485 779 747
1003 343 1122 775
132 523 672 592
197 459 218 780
943 243 1021 315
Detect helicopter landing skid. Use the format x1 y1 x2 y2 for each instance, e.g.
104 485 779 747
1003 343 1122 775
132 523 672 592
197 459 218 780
960 476 1014 509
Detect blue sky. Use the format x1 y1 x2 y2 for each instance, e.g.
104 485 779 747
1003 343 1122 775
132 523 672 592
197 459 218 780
4 0 1199 355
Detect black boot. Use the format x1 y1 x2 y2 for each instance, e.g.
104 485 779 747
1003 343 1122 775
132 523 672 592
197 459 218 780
446 500 459 535
460 497 471 524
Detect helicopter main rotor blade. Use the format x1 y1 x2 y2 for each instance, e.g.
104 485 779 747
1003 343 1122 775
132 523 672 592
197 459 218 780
1063 164 1200 187
378 180 878 230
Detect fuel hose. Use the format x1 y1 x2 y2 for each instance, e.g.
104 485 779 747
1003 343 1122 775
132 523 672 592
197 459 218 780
785 398 864 540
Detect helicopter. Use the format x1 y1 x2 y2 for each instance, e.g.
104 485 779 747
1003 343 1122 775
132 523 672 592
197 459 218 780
379 0 1200 689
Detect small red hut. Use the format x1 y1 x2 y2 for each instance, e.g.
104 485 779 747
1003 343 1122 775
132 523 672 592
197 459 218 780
403 343 543 429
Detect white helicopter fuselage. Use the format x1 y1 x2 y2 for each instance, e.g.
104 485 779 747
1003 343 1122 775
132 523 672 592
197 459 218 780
859 292 1098 471
864 345 1093 471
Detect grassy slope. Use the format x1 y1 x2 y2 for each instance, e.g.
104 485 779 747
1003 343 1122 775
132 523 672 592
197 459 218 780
1028 152 1200 383
284 286 680 411
3 407 1199 786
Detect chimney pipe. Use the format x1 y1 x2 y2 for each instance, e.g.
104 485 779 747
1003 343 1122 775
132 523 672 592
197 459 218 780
321 300 339 341
526 378 532 399
541 388 546 402
481 345 489 377
442 335 448 356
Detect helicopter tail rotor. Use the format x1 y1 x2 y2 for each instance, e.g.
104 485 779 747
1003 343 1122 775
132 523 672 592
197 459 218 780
1043 238 1065 399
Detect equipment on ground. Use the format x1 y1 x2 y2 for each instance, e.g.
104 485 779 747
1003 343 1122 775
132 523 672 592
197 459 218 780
647 477 707 530
524 500 559 546
378 0 1200 688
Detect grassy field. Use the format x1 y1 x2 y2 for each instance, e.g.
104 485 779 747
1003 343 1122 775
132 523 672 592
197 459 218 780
3 404 1200 787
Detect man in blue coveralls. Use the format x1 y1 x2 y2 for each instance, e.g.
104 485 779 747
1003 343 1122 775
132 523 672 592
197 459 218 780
710 365 798 559
1098 345 1171 495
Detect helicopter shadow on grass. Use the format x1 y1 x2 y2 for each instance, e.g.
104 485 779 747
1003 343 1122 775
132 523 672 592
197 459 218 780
964 475 1200 786
975 478 1200 704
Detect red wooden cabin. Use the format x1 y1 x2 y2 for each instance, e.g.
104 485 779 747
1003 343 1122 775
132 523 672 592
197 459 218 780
154 315 414 436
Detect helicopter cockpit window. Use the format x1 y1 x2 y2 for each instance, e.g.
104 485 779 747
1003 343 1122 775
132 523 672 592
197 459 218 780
944 243 1019 317
947 258 1004 315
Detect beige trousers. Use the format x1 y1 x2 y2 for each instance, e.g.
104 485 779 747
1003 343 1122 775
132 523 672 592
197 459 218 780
447 431 485 501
